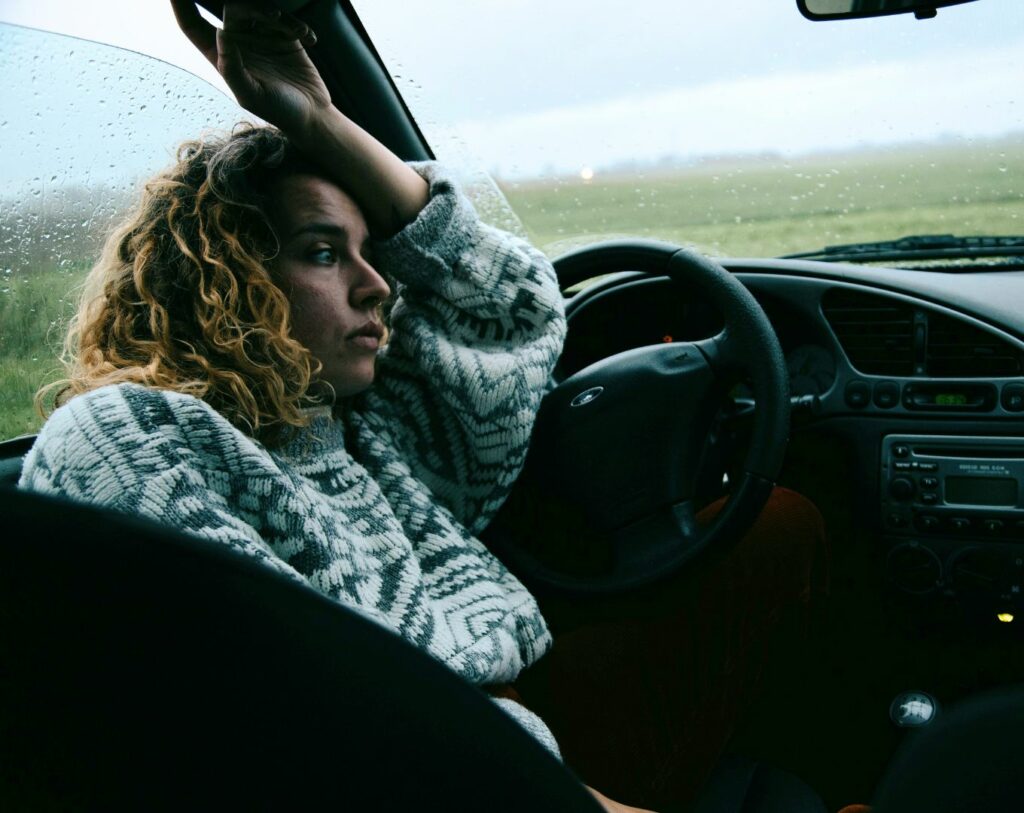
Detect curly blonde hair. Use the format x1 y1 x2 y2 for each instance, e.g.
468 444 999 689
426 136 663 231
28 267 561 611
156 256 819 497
39 124 331 442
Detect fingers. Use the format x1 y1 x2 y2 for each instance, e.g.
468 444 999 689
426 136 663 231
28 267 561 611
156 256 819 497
284 14 318 48
172 0 317 70
222 2 317 47
170 0 219 67
222 2 281 29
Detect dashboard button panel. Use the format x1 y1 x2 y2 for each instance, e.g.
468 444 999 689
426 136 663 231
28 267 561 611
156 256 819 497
1002 383 1024 412
873 380 900 408
845 380 870 408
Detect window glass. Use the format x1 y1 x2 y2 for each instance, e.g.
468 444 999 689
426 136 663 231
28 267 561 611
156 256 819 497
0 24 246 440
353 0 1024 259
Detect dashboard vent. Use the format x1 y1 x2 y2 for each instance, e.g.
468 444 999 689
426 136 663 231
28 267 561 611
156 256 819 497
823 288 1024 379
926 312 1023 377
822 289 915 376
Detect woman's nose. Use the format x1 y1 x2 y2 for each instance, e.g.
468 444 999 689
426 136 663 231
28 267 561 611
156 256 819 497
351 258 391 310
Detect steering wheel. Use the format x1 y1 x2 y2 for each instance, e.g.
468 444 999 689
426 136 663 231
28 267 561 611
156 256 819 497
486 241 790 595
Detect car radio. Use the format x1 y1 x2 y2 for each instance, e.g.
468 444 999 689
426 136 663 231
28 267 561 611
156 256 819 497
881 435 1024 539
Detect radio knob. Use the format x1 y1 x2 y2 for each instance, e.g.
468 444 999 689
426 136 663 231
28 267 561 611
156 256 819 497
890 477 916 501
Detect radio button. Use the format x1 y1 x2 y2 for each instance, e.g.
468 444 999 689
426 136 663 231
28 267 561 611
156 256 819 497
950 517 972 532
890 478 916 500
917 515 941 532
894 461 913 471
886 513 908 529
921 477 939 489
893 444 911 458
983 519 1005 534
920 493 940 505
918 462 939 472
1001 383 1024 413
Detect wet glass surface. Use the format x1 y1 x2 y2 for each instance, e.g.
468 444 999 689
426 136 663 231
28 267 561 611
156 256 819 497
0 24 245 439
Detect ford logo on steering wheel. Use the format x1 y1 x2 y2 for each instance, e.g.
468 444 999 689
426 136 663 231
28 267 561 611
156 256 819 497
570 387 604 407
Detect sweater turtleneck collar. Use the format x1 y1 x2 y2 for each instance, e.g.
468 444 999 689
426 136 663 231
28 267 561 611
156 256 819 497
276 404 347 460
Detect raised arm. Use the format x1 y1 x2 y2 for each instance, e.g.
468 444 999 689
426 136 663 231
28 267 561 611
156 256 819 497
351 165 567 534
170 0 428 237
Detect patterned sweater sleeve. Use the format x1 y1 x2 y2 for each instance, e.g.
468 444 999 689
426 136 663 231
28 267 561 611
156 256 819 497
491 697 562 760
17 384 310 586
356 163 567 535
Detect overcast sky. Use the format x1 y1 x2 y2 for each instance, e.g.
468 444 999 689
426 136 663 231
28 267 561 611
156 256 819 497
353 0 1024 176
1 0 1021 183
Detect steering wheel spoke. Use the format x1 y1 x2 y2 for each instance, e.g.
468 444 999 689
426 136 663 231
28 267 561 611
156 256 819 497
693 332 744 378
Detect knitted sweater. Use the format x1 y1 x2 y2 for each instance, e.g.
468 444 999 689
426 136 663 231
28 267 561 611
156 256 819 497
18 163 567 759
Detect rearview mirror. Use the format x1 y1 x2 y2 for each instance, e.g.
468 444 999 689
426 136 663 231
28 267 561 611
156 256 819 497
797 0 978 21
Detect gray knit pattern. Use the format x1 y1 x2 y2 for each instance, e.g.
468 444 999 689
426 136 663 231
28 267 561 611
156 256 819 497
18 162 566 759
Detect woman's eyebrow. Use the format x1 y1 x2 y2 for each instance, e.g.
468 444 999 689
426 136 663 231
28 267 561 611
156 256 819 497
287 222 349 241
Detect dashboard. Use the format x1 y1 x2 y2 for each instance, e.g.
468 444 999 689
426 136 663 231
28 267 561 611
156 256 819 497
559 259 1024 611
560 263 1024 418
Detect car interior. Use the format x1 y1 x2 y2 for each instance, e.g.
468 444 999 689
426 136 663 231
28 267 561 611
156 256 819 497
2 0 1023 810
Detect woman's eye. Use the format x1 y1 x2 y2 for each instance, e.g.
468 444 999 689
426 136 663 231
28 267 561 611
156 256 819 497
308 246 337 264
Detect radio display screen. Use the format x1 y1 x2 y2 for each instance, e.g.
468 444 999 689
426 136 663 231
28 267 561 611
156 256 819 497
945 476 1018 506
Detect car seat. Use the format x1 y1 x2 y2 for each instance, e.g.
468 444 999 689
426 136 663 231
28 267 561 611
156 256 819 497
0 481 825 811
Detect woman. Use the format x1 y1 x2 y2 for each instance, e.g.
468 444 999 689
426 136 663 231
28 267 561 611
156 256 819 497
19 4 826 812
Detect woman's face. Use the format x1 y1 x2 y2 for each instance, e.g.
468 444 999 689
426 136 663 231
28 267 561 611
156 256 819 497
269 173 391 399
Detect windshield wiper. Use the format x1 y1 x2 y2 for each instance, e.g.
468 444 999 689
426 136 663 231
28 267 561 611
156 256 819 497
782 234 1024 264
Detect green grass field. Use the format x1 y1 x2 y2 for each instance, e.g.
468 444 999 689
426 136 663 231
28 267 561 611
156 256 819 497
1 139 1022 441
0 264 86 440
498 140 1024 258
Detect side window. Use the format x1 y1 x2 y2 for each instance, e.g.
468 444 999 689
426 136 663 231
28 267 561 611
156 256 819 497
0 24 247 440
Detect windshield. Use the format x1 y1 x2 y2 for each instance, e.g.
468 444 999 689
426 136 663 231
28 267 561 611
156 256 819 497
353 0 1023 259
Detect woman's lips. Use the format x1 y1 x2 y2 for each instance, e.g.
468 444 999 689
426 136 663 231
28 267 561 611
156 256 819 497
347 321 384 351
348 334 380 350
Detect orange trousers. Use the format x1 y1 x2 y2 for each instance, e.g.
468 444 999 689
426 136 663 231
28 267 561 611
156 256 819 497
508 487 829 810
